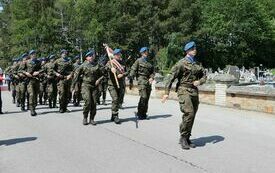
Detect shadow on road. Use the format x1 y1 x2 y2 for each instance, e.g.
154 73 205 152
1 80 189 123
96 113 173 125
0 137 37 146
97 105 137 111
192 135 225 147
3 110 24 114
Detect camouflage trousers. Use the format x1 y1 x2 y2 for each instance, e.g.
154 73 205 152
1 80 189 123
47 81 58 107
73 81 82 105
58 79 70 111
39 82 48 104
27 79 40 111
15 83 20 104
81 84 97 120
108 84 125 115
97 81 108 103
137 84 151 115
178 89 199 137
19 81 29 109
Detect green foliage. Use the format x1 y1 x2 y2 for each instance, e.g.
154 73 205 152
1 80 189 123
0 0 274 70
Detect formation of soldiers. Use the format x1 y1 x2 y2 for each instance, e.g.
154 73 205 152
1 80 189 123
4 41 206 150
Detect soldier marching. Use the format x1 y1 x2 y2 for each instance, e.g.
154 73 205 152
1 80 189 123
2 41 204 150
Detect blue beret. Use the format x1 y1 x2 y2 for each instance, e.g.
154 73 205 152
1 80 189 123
48 54 56 60
85 51 94 57
21 53 28 59
139 47 148 53
42 57 48 61
74 55 80 59
29 50 36 55
17 56 23 61
113 48 122 55
184 41 196 51
60 49 68 54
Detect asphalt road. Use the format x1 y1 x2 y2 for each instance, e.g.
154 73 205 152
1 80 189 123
1 91 275 173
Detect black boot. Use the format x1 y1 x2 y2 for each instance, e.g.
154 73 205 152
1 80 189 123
53 99 57 108
49 99 52 108
112 114 120 124
39 97 43 105
21 106 26 112
30 109 37 116
89 117 97 126
187 136 196 148
83 118 88 125
179 136 190 150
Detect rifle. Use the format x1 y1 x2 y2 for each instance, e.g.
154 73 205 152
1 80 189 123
103 43 120 88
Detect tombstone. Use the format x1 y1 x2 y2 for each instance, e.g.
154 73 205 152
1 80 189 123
226 65 240 81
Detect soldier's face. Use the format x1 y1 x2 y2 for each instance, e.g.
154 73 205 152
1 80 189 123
187 48 197 56
114 54 121 60
30 54 36 59
86 55 95 62
61 53 66 58
141 51 148 57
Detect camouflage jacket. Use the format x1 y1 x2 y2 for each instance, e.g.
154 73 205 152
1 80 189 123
165 56 206 95
130 56 155 86
73 61 103 87
53 57 73 77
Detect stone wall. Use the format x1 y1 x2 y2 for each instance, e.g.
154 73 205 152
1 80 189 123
126 83 275 115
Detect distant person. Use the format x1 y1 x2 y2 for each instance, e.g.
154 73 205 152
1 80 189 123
162 41 206 150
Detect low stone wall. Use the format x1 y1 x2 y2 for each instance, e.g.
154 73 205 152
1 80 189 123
126 82 275 114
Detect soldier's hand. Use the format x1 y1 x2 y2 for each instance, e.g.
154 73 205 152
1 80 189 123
33 71 40 76
95 79 101 86
66 74 72 80
193 80 200 87
111 67 116 74
25 72 32 77
161 95 169 103
117 74 124 79
149 78 154 84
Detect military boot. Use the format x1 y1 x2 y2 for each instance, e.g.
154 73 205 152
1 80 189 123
179 136 190 150
21 105 26 112
187 136 196 148
30 109 37 116
39 97 43 105
53 100 57 108
49 99 52 108
83 118 88 125
112 114 120 124
89 118 97 126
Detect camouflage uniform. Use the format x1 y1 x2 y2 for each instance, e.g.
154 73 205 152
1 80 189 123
72 61 82 106
130 56 155 119
73 60 103 125
11 62 21 106
53 57 73 113
97 70 108 105
39 61 48 105
106 58 128 123
165 55 206 147
45 57 58 108
97 55 109 105
17 60 30 111
24 58 42 116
